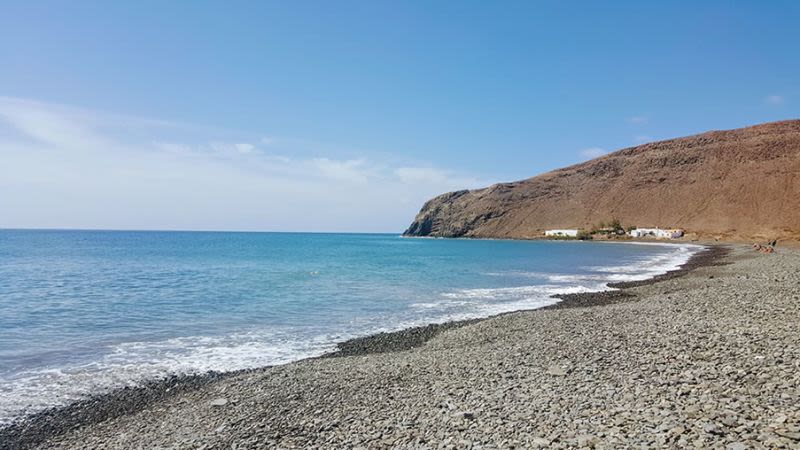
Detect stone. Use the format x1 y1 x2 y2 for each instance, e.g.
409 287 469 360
775 429 800 440
772 414 787 424
531 437 551 447
209 398 229 407
577 434 599 448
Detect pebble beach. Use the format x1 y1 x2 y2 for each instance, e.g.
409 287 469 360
2 245 799 449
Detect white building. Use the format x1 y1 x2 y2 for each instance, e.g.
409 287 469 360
544 229 580 237
628 228 684 239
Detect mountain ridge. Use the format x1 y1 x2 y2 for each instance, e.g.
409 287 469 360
404 119 800 241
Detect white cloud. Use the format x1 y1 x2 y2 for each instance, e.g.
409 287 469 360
310 158 373 184
0 97 490 232
207 141 257 157
634 135 652 144
153 141 193 155
627 116 648 125
394 167 449 184
394 167 482 189
579 147 606 159
0 97 109 150
765 95 784 105
235 143 255 153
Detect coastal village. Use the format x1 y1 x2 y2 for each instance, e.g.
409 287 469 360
543 220 685 240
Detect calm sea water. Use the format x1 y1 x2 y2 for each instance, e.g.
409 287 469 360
0 230 700 423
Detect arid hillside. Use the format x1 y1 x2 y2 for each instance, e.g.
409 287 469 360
404 120 800 242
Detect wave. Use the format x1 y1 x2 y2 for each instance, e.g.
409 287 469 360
486 243 700 283
423 242 701 320
0 329 344 424
587 243 701 281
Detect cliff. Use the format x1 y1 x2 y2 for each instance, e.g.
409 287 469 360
404 120 800 241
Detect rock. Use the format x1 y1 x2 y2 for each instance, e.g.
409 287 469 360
726 443 746 450
670 426 686 436
775 429 800 440
772 414 787 424
547 365 568 376
531 437 551 447
209 398 228 407
577 434 599 448
721 416 738 427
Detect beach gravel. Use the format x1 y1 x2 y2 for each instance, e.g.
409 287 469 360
2 246 799 449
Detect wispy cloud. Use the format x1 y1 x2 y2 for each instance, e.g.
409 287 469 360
0 97 490 232
394 167 481 188
579 147 606 159
0 97 110 150
627 116 648 125
765 94 784 105
310 158 374 184
634 135 652 144
235 143 255 153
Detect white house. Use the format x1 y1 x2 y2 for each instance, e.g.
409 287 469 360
628 228 684 239
544 229 580 237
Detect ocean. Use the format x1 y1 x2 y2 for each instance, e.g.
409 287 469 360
0 230 700 423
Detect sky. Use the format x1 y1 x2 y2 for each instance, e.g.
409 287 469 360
1 1 798 232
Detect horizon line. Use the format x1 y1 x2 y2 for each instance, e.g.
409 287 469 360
0 227 403 235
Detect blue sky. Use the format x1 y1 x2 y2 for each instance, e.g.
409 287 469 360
1 1 798 232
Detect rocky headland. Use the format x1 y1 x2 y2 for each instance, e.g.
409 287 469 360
404 120 800 242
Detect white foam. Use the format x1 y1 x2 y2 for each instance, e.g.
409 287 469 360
420 243 702 325
0 329 345 424
440 283 607 300
588 243 701 281
407 281 609 328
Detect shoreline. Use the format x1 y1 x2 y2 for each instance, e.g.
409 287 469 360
326 245 727 357
0 245 727 449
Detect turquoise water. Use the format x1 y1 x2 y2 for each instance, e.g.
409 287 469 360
0 230 700 422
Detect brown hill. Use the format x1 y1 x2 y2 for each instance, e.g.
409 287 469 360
404 120 800 242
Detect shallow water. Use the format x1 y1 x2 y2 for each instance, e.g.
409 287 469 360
0 230 700 423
